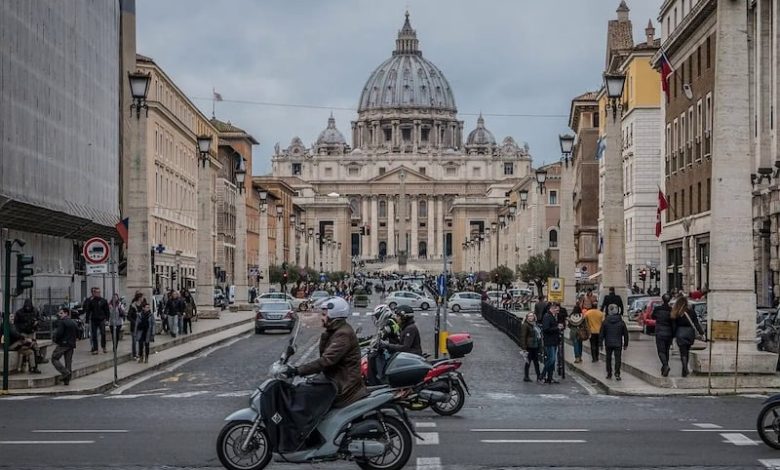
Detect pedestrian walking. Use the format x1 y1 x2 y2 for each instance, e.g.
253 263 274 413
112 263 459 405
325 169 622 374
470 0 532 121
181 289 196 335
651 294 674 377
541 306 560 384
51 307 78 385
582 289 596 310
135 301 155 363
519 312 542 383
599 304 629 380
671 296 705 377
584 306 605 362
84 287 110 354
601 287 624 316
165 291 184 337
108 293 125 351
568 309 589 364
127 291 144 359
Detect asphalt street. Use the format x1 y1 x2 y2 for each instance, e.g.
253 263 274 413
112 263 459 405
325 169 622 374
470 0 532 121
1 292 780 469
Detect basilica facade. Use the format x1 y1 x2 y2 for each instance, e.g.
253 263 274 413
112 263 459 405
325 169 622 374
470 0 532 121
270 13 533 273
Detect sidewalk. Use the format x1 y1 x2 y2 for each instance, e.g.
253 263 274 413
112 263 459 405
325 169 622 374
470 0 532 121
2 310 255 395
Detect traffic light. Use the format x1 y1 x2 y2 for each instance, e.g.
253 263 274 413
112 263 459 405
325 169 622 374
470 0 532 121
365 225 371 236
638 269 646 282
15 253 34 295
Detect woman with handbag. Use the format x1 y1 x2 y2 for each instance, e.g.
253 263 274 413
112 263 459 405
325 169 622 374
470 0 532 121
567 304 589 364
519 312 543 383
671 296 705 377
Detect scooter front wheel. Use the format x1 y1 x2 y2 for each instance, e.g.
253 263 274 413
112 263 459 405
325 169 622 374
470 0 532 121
356 415 412 470
217 420 272 470
758 402 780 450
430 381 465 416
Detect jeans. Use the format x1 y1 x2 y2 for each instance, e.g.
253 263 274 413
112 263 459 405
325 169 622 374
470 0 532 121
655 336 673 369
129 321 137 357
542 345 557 381
168 314 179 336
572 337 583 359
605 346 623 377
589 334 600 361
182 317 192 334
524 347 541 379
109 325 122 351
51 345 74 378
177 315 183 334
90 320 106 352
138 340 150 360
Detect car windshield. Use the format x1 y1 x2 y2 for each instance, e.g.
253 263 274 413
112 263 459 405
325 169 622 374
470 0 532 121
260 302 289 311
311 291 328 298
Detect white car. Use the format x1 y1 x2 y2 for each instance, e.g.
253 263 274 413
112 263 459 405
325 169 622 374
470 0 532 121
447 292 483 312
386 291 434 311
256 292 308 312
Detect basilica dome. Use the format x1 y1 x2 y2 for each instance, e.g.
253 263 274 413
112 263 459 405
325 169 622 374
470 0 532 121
466 114 496 146
357 13 456 113
316 113 347 145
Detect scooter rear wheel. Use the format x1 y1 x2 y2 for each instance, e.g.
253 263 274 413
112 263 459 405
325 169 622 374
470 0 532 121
758 402 780 449
217 420 272 470
356 415 412 470
430 381 465 416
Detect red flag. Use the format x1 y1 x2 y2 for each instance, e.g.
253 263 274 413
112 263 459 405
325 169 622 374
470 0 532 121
658 51 674 101
655 189 668 238
115 217 129 245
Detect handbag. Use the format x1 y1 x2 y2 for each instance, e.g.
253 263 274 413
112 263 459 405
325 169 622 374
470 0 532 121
682 310 706 342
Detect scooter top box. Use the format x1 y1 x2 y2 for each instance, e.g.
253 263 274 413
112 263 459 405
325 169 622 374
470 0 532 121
446 333 473 358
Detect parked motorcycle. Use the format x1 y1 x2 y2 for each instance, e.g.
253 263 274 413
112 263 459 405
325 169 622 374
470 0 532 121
758 394 780 449
216 323 425 470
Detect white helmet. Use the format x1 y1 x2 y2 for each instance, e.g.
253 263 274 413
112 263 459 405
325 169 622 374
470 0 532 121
323 297 351 319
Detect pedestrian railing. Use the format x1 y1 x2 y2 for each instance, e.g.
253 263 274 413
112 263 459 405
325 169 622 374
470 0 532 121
481 302 522 347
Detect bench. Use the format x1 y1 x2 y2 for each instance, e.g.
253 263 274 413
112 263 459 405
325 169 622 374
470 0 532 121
0 339 52 373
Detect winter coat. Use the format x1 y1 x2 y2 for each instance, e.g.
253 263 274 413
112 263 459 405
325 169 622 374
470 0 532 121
601 293 624 316
183 297 196 319
297 319 368 408
585 309 605 335
127 302 141 331
165 298 185 316
651 303 674 338
52 318 78 349
84 296 110 323
386 319 422 356
13 299 38 334
599 314 629 349
109 303 125 327
134 311 155 344
567 313 589 342
534 301 549 319
674 308 703 347
519 320 542 350
541 311 560 347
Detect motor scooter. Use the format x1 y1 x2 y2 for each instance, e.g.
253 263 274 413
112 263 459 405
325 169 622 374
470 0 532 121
758 394 780 449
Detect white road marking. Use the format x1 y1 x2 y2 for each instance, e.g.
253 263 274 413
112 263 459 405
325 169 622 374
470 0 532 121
462 313 472 318
421 312 429 316
216 390 253 398
485 392 515 400
52 395 102 400
0 440 95 445
0 396 40 400
447 320 453 328
104 393 163 399
415 422 437 428
742 394 769 399
471 429 588 432
693 423 723 429
681 429 754 432
415 432 439 445
161 391 209 399
571 373 598 395
721 433 759 446
32 430 127 433
759 459 780 469
365 312 373 316
481 439 586 444
416 457 442 470
352 312 360 316
539 394 568 400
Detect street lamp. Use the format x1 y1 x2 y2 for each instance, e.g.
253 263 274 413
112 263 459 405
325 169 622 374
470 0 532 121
276 204 283 219
604 72 627 120
509 204 517 219
518 190 529 210
234 157 246 193
289 213 296 227
197 135 212 167
259 190 268 212
559 133 576 167
535 169 547 193
128 71 151 118
308 227 314 238
499 215 506 227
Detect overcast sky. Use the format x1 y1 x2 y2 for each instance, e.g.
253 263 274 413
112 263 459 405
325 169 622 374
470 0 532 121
136 0 660 175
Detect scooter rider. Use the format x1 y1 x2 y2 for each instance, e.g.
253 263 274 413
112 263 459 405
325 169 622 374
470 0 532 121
383 305 422 356
372 304 401 344
281 297 368 408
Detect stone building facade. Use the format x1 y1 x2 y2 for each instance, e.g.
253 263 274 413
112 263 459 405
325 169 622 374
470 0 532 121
270 13 532 273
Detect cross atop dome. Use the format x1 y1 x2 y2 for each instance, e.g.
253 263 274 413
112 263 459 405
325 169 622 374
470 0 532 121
395 11 420 56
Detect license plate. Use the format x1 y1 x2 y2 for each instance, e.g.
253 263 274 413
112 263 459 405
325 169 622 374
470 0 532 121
267 314 283 320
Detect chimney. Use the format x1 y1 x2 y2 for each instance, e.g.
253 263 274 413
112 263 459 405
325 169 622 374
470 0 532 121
645 19 655 46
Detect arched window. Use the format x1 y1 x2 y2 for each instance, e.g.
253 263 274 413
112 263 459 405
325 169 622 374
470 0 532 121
419 199 427 218
549 229 558 248
379 200 387 218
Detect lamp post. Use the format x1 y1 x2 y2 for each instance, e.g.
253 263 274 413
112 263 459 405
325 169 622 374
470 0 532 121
126 71 154 303
601 72 628 309
275 204 284 267
233 156 249 307
315 231 321 273
195 134 218 316
535 169 547 256
307 227 314 269
559 133 576 167
289 214 297 267
559 133 578 307
257 189 270 294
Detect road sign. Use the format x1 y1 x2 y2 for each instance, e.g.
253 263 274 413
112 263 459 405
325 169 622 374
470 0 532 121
547 277 564 303
86 263 108 275
437 274 447 297
83 237 110 264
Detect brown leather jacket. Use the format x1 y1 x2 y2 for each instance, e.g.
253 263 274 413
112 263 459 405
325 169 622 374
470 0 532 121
297 319 368 408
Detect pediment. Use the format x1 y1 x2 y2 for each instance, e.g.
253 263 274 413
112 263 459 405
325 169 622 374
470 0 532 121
368 166 435 183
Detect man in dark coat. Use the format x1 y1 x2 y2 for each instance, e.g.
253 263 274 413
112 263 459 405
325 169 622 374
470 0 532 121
534 295 549 320
385 307 422 356
83 287 110 354
651 294 674 377
290 297 367 408
600 287 624 317
600 304 629 380
540 306 561 384
13 298 39 336
51 307 79 385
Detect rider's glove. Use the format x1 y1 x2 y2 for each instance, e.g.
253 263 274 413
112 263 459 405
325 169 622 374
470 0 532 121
280 365 298 378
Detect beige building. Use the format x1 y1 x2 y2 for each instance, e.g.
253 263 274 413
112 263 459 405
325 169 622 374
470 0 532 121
270 13 532 273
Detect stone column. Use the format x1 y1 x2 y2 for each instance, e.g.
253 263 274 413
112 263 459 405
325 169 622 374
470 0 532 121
601 94 627 306
289 222 296 266
258 207 270 294
233 191 249 307
308 233 315 270
693 0 775 374
313 233 321 272
426 197 435 259
436 197 445 258
370 196 379 258
361 198 369 259
387 197 396 256
126 109 153 301
559 163 577 307
196 158 218 317
275 214 284 266
410 196 419 259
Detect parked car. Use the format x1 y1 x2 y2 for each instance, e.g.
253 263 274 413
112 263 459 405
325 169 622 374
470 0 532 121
637 296 663 335
256 292 308 311
254 300 297 334
628 296 653 321
308 290 330 305
353 288 370 308
447 292 483 312
690 301 708 333
386 291 434 311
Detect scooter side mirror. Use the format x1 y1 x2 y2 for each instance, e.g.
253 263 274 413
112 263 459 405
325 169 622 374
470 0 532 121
355 326 363 335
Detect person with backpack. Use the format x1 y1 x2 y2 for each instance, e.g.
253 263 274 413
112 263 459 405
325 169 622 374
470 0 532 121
599 304 629 380
135 301 155 364
567 306 589 364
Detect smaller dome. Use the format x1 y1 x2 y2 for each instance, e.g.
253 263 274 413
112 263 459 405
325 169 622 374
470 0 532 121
466 114 496 146
316 113 347 146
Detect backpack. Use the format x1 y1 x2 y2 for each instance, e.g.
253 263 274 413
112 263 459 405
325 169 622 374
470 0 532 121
577 325 590 341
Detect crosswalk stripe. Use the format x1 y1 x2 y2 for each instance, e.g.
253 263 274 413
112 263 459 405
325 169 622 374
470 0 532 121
352 312 360 316
52 395 101 400
415 432 439 445
162 391 209 399
415 422 437 428
421 312 429 316
216 391 253 398
759 459 780 469
481 439 586 444
721 433 759 446
416 457 442 470
0 396 40 400
462 313 472 318
693 423 722 429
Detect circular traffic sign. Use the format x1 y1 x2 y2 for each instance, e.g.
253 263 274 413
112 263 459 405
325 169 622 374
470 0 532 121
83 237 110 264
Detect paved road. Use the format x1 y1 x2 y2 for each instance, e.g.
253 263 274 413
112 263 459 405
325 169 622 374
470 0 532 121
1 292 779 469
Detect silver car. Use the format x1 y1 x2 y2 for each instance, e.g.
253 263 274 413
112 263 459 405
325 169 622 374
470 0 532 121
255 300 297 334
256 292 308 311
447 292 483 312
386 291 434 311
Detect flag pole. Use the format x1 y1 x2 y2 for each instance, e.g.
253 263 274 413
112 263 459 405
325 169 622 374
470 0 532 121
211 87 216 119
